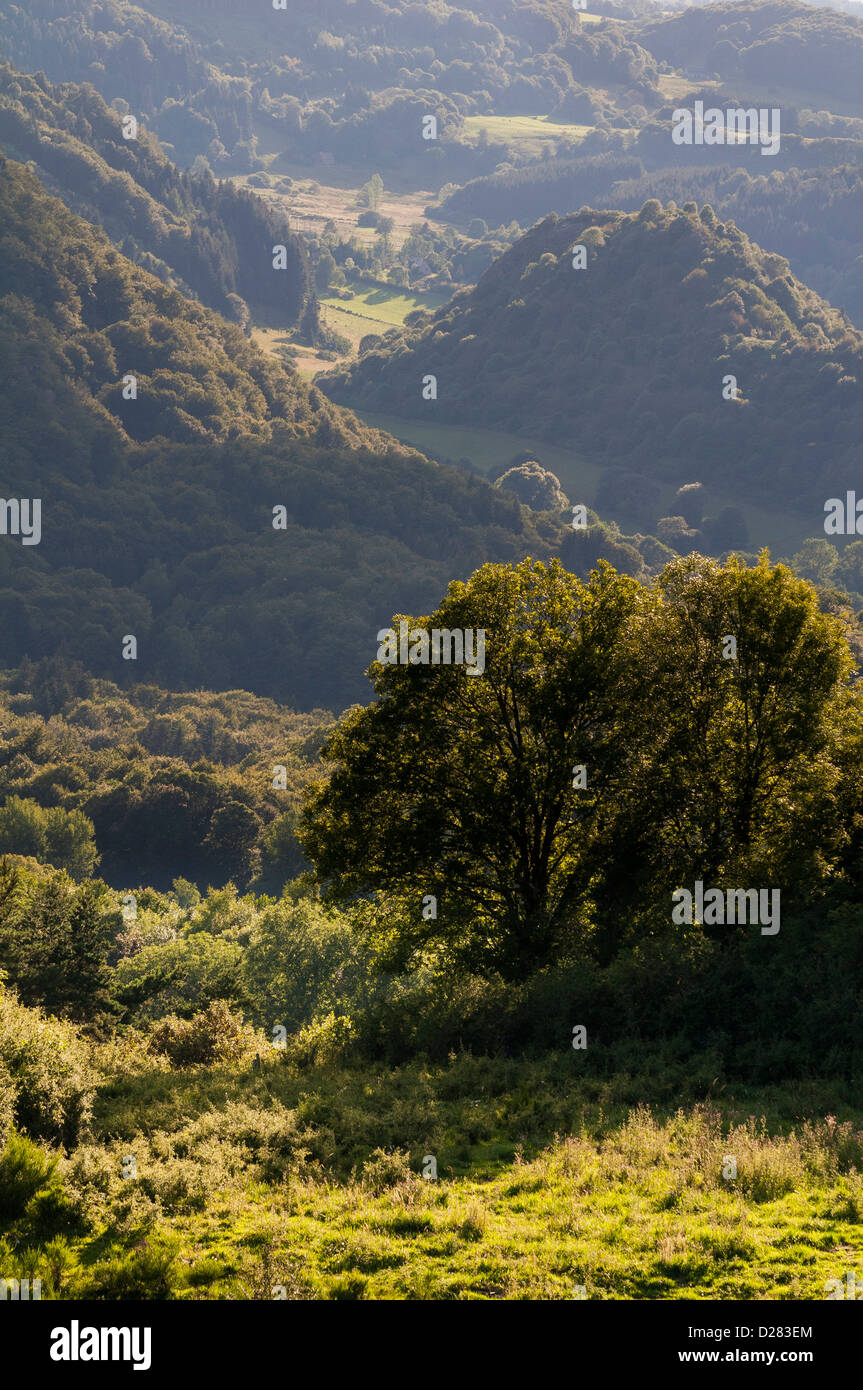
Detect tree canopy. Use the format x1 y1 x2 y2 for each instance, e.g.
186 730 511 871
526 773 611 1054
301 554 855 979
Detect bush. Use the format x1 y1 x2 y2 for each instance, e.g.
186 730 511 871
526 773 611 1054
360 1147 413 1195
0 1129 58 1221
284 1012 355 1068
0 987 95 1145
243 898 379 1035
147 999 257 1067
167 1100 322 1183
80 1246 177 1300
0 1061 13 1151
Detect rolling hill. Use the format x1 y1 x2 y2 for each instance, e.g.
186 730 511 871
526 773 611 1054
321 200 863 529
0 155 567 710
0 0 660 180
636 0 863 111
0 57 316 330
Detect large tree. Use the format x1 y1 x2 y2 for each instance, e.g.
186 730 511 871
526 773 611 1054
302 555 854 980
589 552 853 958
301 559 650 980
0 863 121 1019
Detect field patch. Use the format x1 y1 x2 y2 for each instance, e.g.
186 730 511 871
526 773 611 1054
462 114 593 155
20 1052 863 1301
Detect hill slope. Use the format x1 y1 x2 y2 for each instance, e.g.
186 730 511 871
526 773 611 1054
0 57 316 329
321 201 863 518
436 157 863 328
0 157 561 710
636 0 863 111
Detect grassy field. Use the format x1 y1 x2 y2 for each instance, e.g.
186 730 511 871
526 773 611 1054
656 75 722 103
351 412 814 558
234 176 437 251
462 114 594 155
321 282 450 328
11 1050 862 1301
253 280 450 379
354 410 601 500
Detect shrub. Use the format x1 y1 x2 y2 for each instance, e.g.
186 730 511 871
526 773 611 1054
0 1060 13 1151
63 1143 117 1207
360 1147 413 1194
172 1100 320 1181
80 1246 178 1300
0 987 95 1145
284 1012 355 1068
136 1157 213 1214
147 999 257 1067
0 1129 58 1221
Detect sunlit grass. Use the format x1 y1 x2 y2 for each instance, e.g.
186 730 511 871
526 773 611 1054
8 1053 857 1300
462 114 593 154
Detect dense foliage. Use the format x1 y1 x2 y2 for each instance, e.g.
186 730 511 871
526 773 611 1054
0 659 329 891
0 59 316 329
322 202 863 519
637 0 863 110
0 0 660 180
0 156 569 708
302 554 858 976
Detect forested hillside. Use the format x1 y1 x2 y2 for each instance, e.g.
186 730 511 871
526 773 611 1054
0 155 575 709
437 158 863 327
0 0 661 178
0 659 329 892
637 0 863 108
0 58 316 328
322 201 863 522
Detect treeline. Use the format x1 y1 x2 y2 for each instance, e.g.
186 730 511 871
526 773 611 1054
636 0 863 111
322 201 863 519
0 659 330 891
0 0 661 179
431 150 645 228
0 59 316 328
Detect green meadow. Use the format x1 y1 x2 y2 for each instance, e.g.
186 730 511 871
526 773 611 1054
462 114 594 155
353 412 815 559
6 1047 861 1301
